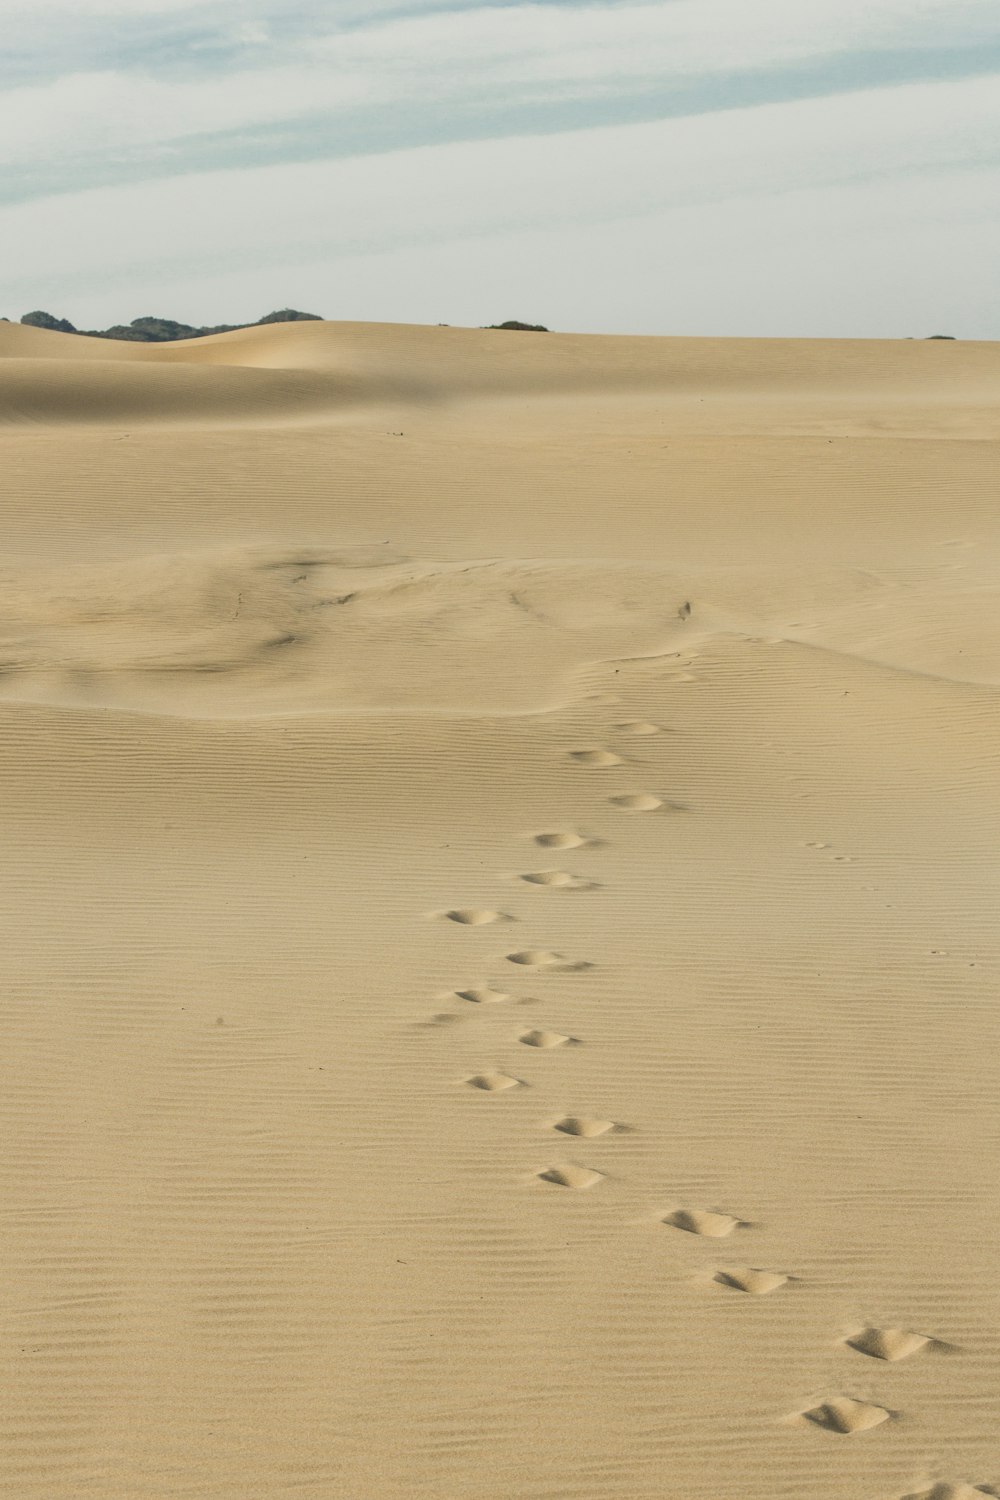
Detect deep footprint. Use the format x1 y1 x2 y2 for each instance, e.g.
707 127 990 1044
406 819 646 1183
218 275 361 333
714 1267 788 1295
800 1398 891 1434
665 1208 742 1238
568 749 622 767
534 831 587 849
453 986 512 1004
520 1029 575 1048
846 1327 931 1362
507 950 563 967
538 1165 604 1189
466 1073 522 1092
443 909 506 925
520 870 592 888
554 1117 616 1137
903 1487 997 1500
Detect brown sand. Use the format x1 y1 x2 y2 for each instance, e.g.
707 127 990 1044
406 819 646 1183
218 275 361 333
1 319 999 1499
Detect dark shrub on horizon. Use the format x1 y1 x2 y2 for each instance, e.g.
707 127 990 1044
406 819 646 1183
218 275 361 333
21 310 78 333
17 309 324 342
483 320 549 331
256 309 323 325
108 317 201 342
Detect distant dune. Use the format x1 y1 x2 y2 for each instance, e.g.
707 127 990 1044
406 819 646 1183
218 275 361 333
1 320 999 1500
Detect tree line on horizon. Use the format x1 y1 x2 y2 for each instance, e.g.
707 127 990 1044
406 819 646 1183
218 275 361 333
13 314 961 341
10 308 324 342
5 311 551 342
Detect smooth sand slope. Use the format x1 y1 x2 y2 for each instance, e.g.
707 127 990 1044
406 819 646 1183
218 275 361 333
1 319 999 1500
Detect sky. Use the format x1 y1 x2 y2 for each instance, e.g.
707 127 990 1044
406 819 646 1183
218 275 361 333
1 0 999 337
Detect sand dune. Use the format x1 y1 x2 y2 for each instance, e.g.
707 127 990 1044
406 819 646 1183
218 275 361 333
1 321 999 1499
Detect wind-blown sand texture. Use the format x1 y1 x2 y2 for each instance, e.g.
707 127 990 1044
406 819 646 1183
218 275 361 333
1 319 999 1499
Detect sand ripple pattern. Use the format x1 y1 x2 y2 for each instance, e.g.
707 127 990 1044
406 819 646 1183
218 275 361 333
427 699 975 1497
3 323 998 1499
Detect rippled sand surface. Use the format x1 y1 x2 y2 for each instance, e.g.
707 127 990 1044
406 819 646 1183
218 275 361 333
2 319 999 1499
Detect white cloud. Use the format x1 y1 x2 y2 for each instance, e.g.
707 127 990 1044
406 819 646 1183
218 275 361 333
0 0 213 24
0 66 377 166
318 0 1000 79
231 21 270 45
1 0 998 175
0 0 442 46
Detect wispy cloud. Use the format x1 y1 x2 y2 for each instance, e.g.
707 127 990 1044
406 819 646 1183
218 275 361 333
1 0 997 334
2 1 999 200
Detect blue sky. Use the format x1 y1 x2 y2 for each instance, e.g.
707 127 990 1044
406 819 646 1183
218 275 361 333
2 0 999 336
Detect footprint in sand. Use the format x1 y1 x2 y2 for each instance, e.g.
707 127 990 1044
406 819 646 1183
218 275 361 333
466 1073 523 1092
520 1029 576 1049
610 793 662 811
520 870 594 889
554 1117 617 1138
441 909 508 926
534 831 588 850
665 1208 744 1238
613 721 663 735
714 1267 789 1295
506 949 594 970
538 1165 604 1189
798 1397 891 1434
903 1487 997 1500
845 1327 934 1362
568 749 623 768
452 986 512 1005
